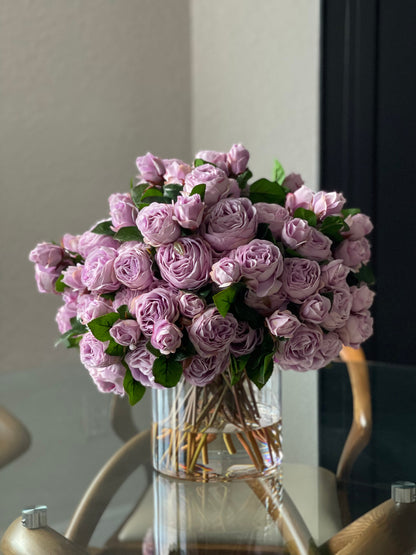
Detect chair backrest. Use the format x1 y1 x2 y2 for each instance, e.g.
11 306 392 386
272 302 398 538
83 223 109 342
0 407 31 470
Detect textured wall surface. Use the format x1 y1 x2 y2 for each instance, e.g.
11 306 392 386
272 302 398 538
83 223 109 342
0 0 191 373
191 0 321 465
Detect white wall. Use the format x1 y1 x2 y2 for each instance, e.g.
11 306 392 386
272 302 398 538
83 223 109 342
191 0 321 464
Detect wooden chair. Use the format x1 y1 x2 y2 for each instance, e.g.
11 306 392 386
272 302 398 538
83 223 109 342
0 407 31 470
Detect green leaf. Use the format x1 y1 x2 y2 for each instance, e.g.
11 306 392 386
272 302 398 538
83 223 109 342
130 178 134 191
256 223 277 244
123 364 146 406
173 329 197 361
319 215 349 242
146 341 162 358
116 305 132 319
230 354 250 386
236 168 253 190
163 183 183 201
55 274 67 293
153 357 183 387
190 183 206 201
213 283 242 317
272 159 285 185
88 312 120 341
246 336 275 389
321 291 334 308
131 183 149 207
141 187 163 200
105 339 125 357
55 317 87 348
114 226 144 242
141 196 171 205
194 158 217 168
284 247 303 258
195 284 212 301
91 220 115 236
354 263 376 286
341 208 361 217
293 208 317 227
249 179 286 205
101 292 116 301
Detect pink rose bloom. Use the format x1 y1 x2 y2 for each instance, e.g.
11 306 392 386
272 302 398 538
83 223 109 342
87 363 126 396
227 143 249 175
188 307 238 357
136 204 181 247
110 319 141 346
183 352 229 386
350 284 375 313
125 340 164 389
163 159 192 184
156 237 212 290
281 258 321 302
312 191 346 219
202 198 257 253
80 332 119 369
132 287 179 337
266 310 301 338
282 173 304 192
297 228 332 261
299 294 331 325
320 259 350 288
78 296 113 325
343 213 374 240
136 152 165 184
256 203 290 239
281 218 312 249
62 233 80 253
234 239 284 297
285 185 314 214
322 287 353 331
29 242 64 268
195 150 228 173
151 319 183 355
62 264 85 291
245 288 287 317
338 310 374 349
210 258 241 288
77 230 119 259
113 287 145 311
335 237 371 269
55 303 77 333
230 321 262 356
81 246 119 293
274 324 324 372
173 194 205 230
178 292 206 319
313 332 343 368
34 264 62 295
109 193 138 232
114 242 153 290
183 164 233 206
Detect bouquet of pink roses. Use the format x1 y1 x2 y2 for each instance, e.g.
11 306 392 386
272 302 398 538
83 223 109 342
30 144 374 408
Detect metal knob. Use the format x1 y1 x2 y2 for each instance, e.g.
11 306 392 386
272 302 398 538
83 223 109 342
391 481 416 504
21 505 48 529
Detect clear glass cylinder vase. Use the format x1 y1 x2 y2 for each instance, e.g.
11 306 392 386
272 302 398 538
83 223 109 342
152 368 282 481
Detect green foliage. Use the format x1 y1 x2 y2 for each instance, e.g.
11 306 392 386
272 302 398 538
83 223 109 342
91 220 115 236
213 283 243 317
114 226 144 243
153 356 183 387
190 183 206 201
272 159 285 185
164 183 183 201
105 339 125 357
236 168 253 190
55 274 67 293
354 264 376 286
116 305 132 319
249 179 286 205
131 183 149 208
319 215 349 243
293 208 318 227
194 158 217 168
55 317 87 349
256 223 277 244
123 363 146 406
341 208 361 217
88 312 120 341
246 333 275 389
230 354 250 386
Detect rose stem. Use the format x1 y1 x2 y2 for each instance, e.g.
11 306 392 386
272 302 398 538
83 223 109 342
223 433 236 455
246 430 266 470
236 432 262 470
263 427 275 464
246 374 261 419
202 441 209 465
188 433 208 472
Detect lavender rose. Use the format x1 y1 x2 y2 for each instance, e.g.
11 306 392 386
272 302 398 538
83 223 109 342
350 284 375 313
297 228 332 261
183 353 229 386
131 287 179 337
234 239 284 297
34 264 62 294
29 242 64 268
183 164 233 206
125 340 164 389
311 191 346 219
113 287 146 311
156 237 212 290
274 324 324 372
202 197 258 253
136 204 181 247
78 296 113 325
62 233 80 253
210 258 241 288
136 152 165 184
313 332 343 368
178 292 206 319
299 294 331 324
195 150 228 173
320 259 350 288
56 303 77 333
227 143 249 175
77 229 119 259
266 310 301 338
109 193 138 232
87 363 126 396
281 218 312 249
188 307 238 357
110 319 141 346
80 332 118 368
282 173 304 192
81 246 119 293
281 258 321 302
151 319 183 355
338 310 374 349
62 264 84 291
285 185 314 214
173 194 205 230
343 213 374 240
322 287 353 331
335 237 371 269
255 203 290 239
245 288 287 317
163 159 192 184
114 242 153 290
229 321 261 356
